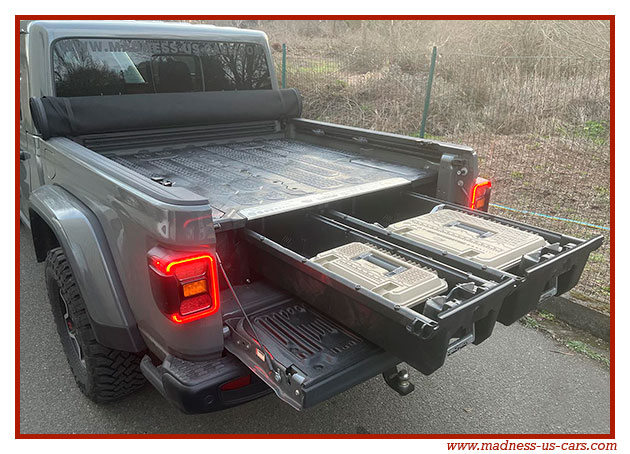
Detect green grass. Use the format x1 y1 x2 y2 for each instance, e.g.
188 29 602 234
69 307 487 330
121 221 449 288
424 133 445 141
558 120 609 145
406 131 445 141
522 315 541 329
581 120 609 145
595 185 609 198
538 310 556 322
520 311 609 368
565 340 610 366
589 253 607 264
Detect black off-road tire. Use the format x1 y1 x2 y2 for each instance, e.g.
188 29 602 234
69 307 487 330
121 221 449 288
45 247 146 402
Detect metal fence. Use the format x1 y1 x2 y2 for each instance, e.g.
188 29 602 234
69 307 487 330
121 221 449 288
276 49 611 311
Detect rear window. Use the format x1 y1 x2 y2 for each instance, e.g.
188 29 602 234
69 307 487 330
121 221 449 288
52 38 273 97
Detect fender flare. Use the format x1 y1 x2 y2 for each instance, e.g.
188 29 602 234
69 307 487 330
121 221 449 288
29 185 146 352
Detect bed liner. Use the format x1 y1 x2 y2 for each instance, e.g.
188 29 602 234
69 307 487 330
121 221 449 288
104 137 434 221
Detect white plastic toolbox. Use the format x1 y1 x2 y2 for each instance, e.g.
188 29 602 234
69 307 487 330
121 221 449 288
309 242 448 308
387 209 548 270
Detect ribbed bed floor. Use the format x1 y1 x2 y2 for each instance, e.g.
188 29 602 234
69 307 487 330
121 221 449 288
106 138 432 219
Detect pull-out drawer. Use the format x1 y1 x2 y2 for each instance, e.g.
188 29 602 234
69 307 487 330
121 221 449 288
243 189 601 376
325 190 603 324
244 210 516 376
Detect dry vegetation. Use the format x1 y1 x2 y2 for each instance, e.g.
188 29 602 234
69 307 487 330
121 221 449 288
191 20 610 59
186 20 611 307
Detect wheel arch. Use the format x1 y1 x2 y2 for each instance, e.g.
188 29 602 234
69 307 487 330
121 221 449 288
29 185 146 352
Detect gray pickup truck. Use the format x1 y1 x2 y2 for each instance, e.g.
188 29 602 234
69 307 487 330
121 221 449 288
19 20 603 413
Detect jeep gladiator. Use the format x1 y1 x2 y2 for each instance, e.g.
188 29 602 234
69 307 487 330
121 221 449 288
19 20 603 413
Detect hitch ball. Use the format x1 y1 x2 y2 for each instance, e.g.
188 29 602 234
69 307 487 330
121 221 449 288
382 366 415 396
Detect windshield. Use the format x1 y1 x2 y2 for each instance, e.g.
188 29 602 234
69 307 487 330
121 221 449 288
52 38 273 97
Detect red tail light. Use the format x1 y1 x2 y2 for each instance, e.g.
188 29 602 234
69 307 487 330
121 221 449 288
148 248 220 324
470 178 492 211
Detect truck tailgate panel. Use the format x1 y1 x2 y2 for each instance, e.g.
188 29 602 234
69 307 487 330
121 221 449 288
222 282 398 410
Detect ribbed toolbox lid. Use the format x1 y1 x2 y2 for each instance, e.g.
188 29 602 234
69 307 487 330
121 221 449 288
387 209 548 270
309 242 448 308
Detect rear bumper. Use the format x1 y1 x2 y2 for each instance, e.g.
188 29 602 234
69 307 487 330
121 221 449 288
140 353 272 414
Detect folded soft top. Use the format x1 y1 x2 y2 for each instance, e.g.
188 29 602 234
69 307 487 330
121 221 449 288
29 89 302 140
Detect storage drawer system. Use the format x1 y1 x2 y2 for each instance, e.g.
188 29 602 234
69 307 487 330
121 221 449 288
325 191 603 324
224 190 602 410
244 211 516 375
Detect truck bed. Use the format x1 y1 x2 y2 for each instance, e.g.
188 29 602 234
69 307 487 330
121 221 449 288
103 137 433 220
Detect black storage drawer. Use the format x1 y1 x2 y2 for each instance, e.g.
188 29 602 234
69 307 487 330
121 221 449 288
324 190 603 325
242 187 601 378
244 210 516 376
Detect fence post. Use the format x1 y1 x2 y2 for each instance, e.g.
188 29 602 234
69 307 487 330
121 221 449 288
420 46 437 138
281 43 287 89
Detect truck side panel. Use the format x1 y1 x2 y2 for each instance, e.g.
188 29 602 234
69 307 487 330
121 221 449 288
30 137 225 360
29 184 145 352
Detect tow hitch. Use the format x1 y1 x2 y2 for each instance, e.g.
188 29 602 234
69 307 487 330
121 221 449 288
382 366 415 396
